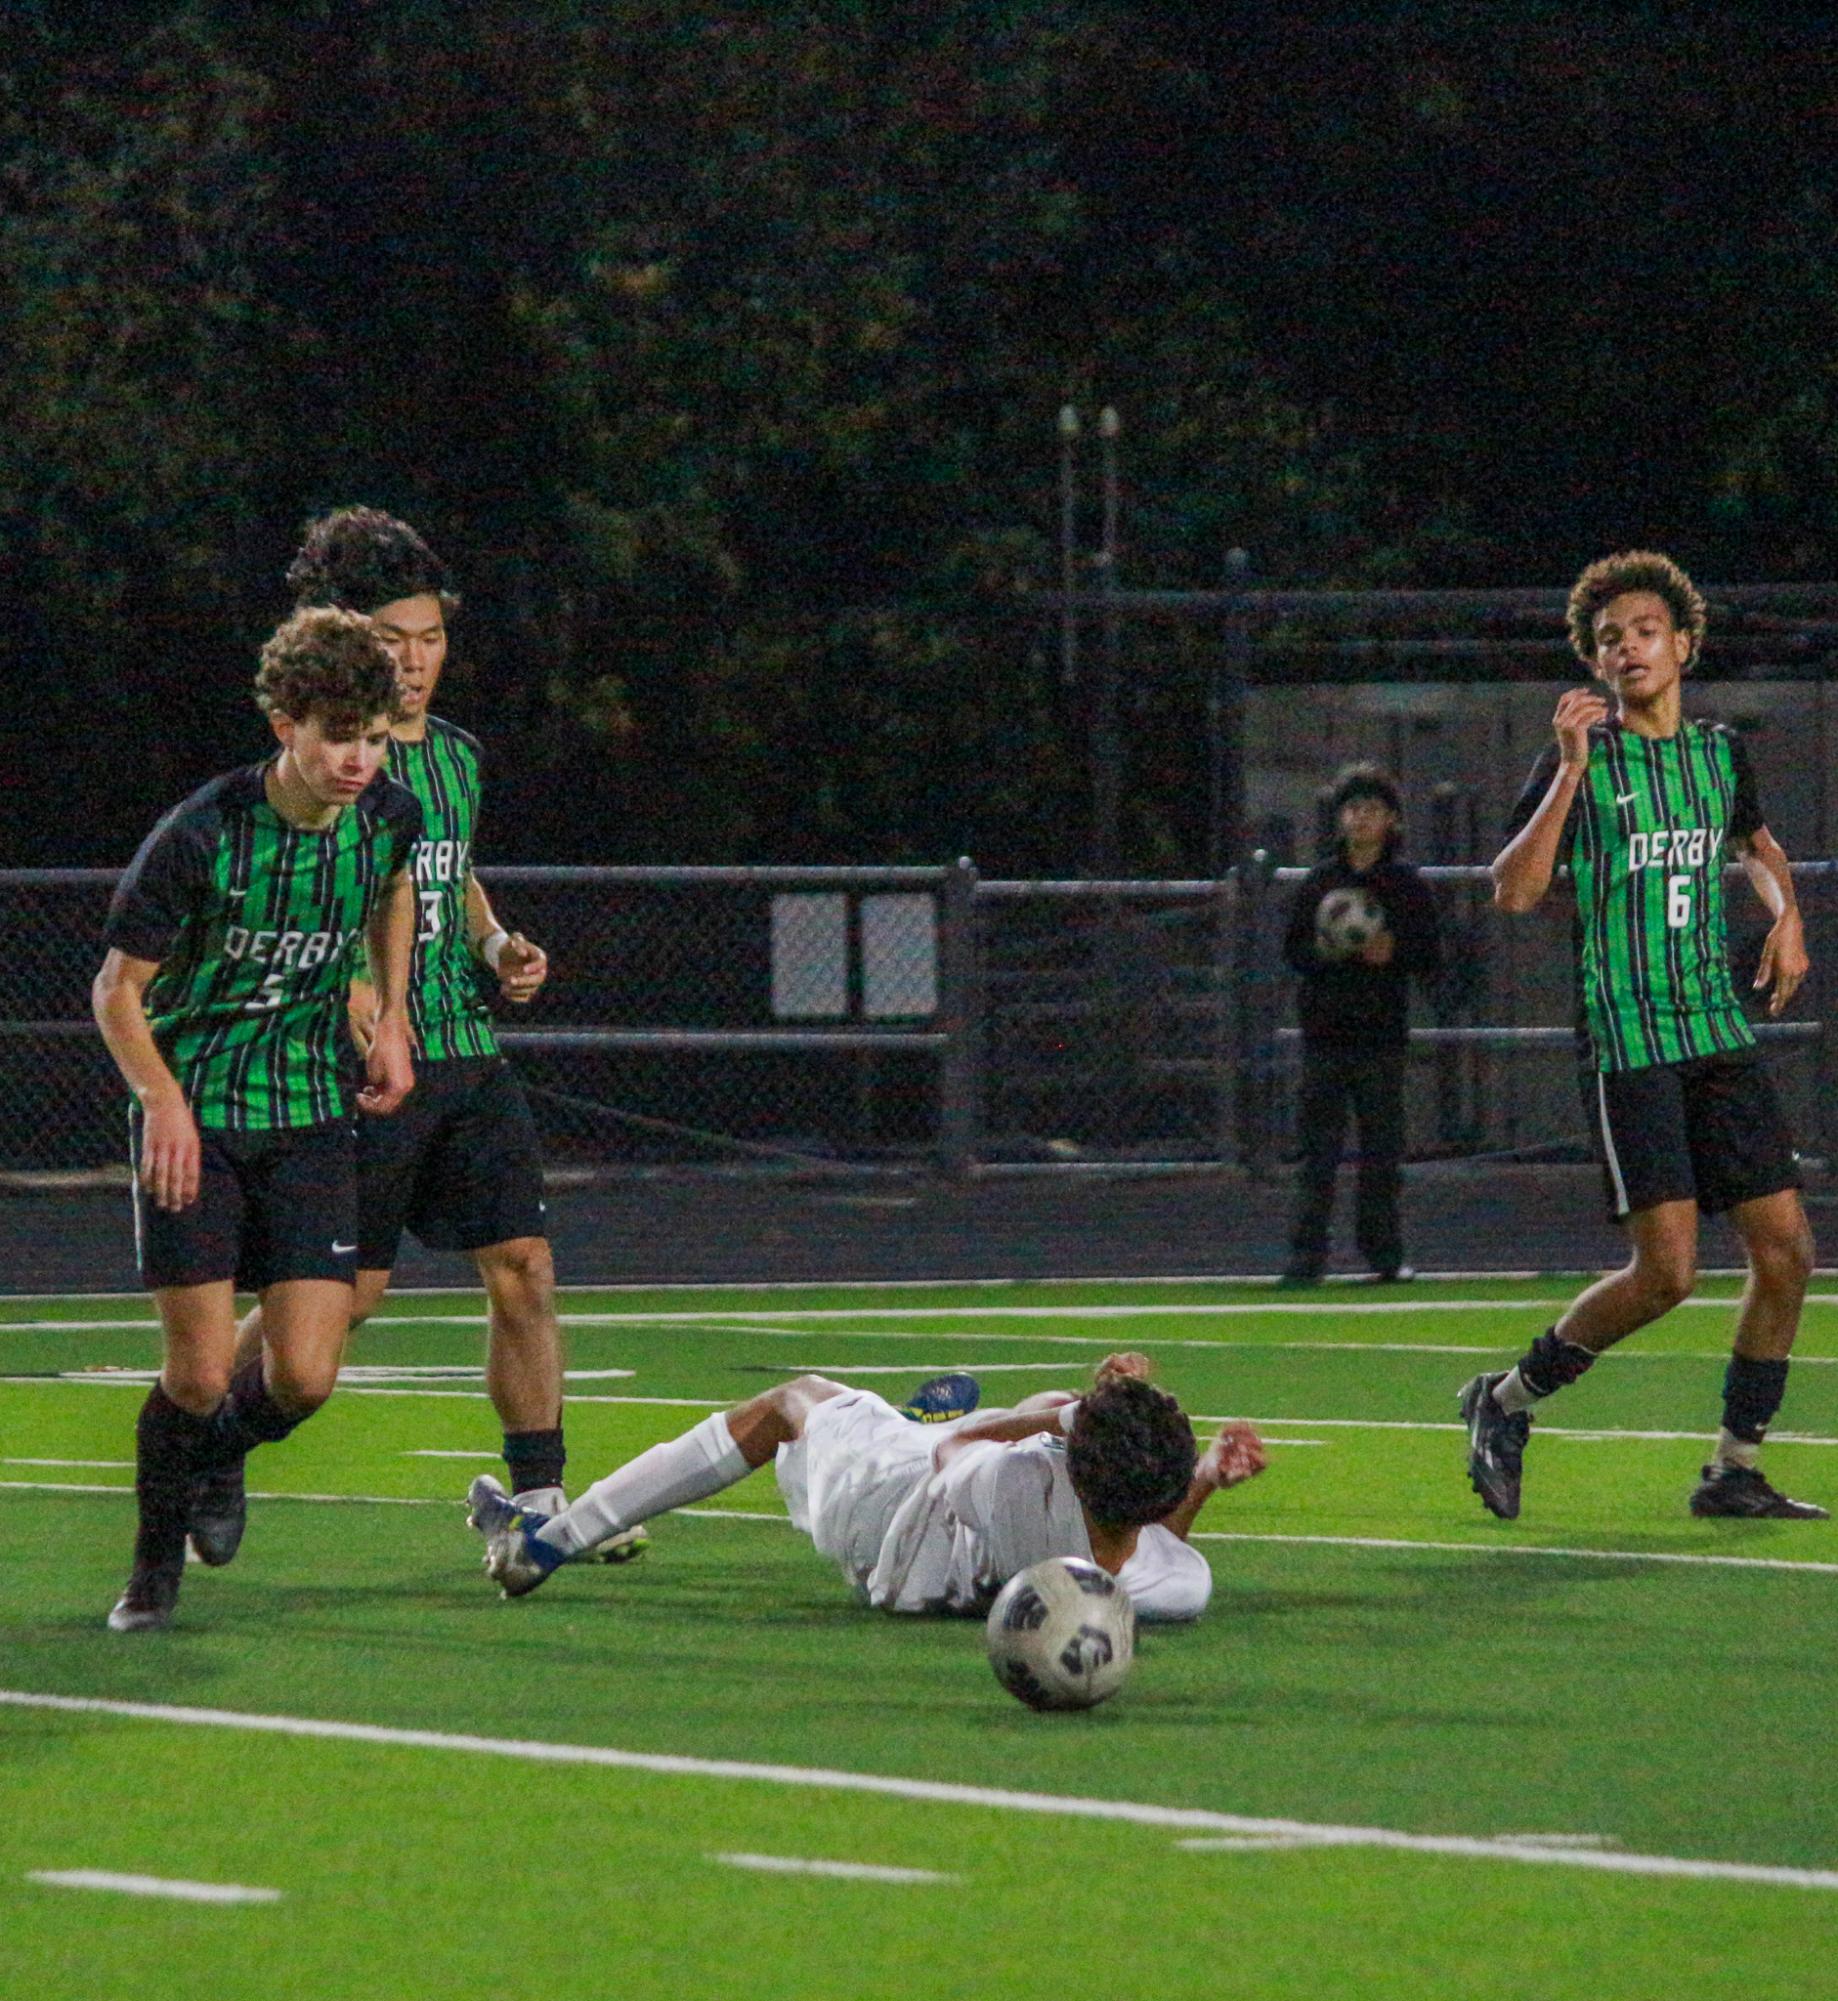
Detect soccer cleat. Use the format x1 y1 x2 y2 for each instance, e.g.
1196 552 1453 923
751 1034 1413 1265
187 1455 249 1568
583 1524 650 1565
1370 1264 1416 1284
899 1372 982 1424
465 1473 567 1598
1459 1371 1531 1521
1688 1464 1830 1520
107 1562 183 1633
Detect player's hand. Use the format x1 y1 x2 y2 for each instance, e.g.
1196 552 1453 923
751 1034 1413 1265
1357 928 1396 967
1095 1351 1153 1383
1553 688 1608 771
495 933 548 1005
346 976 379 1059
138 1090 201 1213
357 1013 415 1116
1201 1422 1267 1490
1754 911 1810 1017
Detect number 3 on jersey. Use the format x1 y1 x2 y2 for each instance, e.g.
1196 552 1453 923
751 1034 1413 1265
1667 874 1692 930
417 889 444 942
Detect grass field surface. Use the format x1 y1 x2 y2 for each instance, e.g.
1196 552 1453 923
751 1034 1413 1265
4 1274 1838 1999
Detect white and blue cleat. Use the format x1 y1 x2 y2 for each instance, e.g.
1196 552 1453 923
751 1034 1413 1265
465 1474 570 1598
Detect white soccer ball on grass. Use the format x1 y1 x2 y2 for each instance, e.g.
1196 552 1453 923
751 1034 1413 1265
985 1556 1136 1711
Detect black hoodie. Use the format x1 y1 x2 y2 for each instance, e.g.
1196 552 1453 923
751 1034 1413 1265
1281 845 1442 1048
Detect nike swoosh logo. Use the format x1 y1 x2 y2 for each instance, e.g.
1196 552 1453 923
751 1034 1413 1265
1614 792 1639 806
332 1242 358 1255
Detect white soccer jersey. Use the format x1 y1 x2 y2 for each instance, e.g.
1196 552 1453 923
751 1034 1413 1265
777 1397 1212 1620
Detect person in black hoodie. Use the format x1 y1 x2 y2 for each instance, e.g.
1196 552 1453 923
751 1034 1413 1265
1280 764 1442 1284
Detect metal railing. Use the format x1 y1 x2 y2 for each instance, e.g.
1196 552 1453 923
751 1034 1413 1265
2 859 1830 1181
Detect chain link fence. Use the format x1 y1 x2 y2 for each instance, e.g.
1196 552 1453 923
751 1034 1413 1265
2 860 1831 1183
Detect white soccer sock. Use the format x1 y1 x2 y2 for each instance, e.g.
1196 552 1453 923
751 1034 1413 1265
533 1412 750 1556
1493 1367 1540 1416
1713 1428 1761 1472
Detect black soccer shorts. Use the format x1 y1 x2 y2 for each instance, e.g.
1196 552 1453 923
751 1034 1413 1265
355 1055 547 1267
130 1114 360 1293
1586 1048 1800 1221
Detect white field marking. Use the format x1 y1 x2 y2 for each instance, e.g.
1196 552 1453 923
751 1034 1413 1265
403 1450 503 1461
24 1292 1834 1333
1490 1834 1617 1850
6 1373 1834 1446
0 1378 722 1409
2 1690 1834 1895
1 1457 133 1468
26 1869 281 1906
335 1366 635 1384
1 1267 1825 1305
712 1852 959 1885
3 1483 1829 1574
0 1481 448 1506
1190 1531 1838 1576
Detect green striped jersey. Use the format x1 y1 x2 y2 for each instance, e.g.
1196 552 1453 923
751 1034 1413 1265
1505 720 1764 1073
381 716 500 1062
104 763 423 1129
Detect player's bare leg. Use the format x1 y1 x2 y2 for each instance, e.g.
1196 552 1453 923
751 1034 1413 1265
474 1235 569 1506
1461 1202 1698 1520
465 1376 851 1595
1690 1189 1824 1518
1555 1199 1700 1354
184 1277 358 1572
232 1266 390 1376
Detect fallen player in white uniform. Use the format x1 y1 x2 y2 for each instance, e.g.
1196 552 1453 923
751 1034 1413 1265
465 1353 1267 1620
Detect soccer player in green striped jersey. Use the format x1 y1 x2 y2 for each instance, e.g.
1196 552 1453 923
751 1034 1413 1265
1459 551 1822 1523
93 608 422 1629
232 510 616 1543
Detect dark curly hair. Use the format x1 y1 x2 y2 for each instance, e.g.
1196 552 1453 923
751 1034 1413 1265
1566 550 1706 671
253 607 405 734
286 506 458 617
1066 1376 1196 1531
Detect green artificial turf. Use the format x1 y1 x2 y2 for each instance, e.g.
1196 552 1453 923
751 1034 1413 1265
3 1276 1837 1999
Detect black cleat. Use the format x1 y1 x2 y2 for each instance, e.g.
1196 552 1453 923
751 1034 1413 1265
1459 1371 1531 1521
1688 1464 1829 1521
107 1562 183 1633
187 1456 248 1567
1277 1264 1324 1288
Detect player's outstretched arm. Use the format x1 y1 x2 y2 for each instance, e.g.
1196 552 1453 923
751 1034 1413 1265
1492 689 1604 913
92 949 200 1212
1157 1423 1268 1543
466 872 547 1005
358 870 416 1115
1737 827 1810 1018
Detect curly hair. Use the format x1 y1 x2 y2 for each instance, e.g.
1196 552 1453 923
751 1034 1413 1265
1566 550 1706 670
1066 1376 1196 1531
286 506 458 617
253 607 405 734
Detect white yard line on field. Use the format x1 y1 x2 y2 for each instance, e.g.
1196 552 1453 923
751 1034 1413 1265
711 1852 958 1885
25 1869 281 1905
8 1376 1836 1444
2 1689 1833 1895
3 1483 1833 1575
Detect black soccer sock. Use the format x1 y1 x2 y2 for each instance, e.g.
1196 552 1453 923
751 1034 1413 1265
198 1355 307 1467
504 1427 566 1498
1721 1355 1790 1445
1517 1328 1599 1399
133 1384 212 1571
